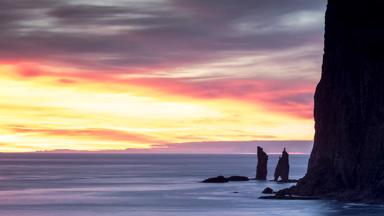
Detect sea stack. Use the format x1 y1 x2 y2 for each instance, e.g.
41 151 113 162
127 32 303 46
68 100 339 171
294 1 384 200
274 148 289 182
256 146 268 180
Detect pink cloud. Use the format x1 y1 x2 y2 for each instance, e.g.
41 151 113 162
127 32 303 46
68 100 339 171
16 67 43 78
127 77 315 119
10 65 315 119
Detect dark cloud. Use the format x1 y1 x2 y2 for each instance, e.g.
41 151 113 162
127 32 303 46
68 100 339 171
0 0 326 76
48 5 131 19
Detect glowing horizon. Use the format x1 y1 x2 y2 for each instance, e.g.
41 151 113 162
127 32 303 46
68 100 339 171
0 63 316 152
0 0 326 152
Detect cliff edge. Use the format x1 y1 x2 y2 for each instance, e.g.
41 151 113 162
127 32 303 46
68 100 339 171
293 1 384 201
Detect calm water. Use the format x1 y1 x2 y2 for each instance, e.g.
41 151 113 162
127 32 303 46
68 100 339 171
0 154 383 216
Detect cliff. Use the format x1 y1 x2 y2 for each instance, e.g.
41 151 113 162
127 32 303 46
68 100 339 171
294 1 384 201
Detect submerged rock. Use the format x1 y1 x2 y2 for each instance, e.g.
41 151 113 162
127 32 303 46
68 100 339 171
256 146 268 180
292 1 384 201
274 148 289 182
202 176 228 183
260 187 319 200
259 195 319 200
276 179 298 183
227 176 249 181
202 175 249 183
262 187 274 194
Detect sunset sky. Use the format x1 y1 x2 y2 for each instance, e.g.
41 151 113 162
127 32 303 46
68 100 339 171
0 0 326 153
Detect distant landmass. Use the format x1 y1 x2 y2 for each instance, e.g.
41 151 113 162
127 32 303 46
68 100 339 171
27 140 313 154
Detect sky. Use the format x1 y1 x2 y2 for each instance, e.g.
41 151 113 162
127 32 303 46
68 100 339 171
0 0 326 153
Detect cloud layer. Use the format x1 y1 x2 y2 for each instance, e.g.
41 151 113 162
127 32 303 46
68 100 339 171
0 0 325 75
0 0 326 152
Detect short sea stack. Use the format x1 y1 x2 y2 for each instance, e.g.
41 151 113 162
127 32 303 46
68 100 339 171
274 148 289 182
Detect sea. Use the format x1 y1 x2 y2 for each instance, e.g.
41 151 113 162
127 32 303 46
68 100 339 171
0 154 383 216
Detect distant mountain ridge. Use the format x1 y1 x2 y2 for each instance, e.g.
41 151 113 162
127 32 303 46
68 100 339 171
23 140 313 154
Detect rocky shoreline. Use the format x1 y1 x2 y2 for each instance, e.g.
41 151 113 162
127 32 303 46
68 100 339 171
201 147 305 199
202 0 384 203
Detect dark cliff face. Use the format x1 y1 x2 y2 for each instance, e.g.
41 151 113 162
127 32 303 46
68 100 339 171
295 1 384 200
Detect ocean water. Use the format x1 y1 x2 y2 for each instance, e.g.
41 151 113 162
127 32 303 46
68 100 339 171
0 154 383 216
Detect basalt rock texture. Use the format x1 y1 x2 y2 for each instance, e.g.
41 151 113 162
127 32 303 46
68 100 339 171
274 148 289 182
294 1 384 201
256 146 268 180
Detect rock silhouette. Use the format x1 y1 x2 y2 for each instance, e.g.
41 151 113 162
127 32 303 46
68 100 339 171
227 176 249 181
202 176 228 183
256 146 268 180
274 148 289 182
262 187 274 194
292 1 384 201
202 175 249 183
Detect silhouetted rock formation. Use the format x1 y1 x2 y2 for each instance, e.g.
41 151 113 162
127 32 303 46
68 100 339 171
260 188 319 200
293 1 384 201
202 176 228 183
202 176 249 183
259 195 319 200
274 158 282 181
274 148 289 182
256 146 268 180
227 176 249 181
262 187 274 194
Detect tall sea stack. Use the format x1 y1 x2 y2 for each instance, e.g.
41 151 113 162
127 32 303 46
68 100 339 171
294 1 384 200
256 146 268 180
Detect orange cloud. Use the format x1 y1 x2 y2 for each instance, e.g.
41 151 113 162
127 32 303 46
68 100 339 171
125 77 315 118
10 126 161 144
0 63 315 152
7 64 315 119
